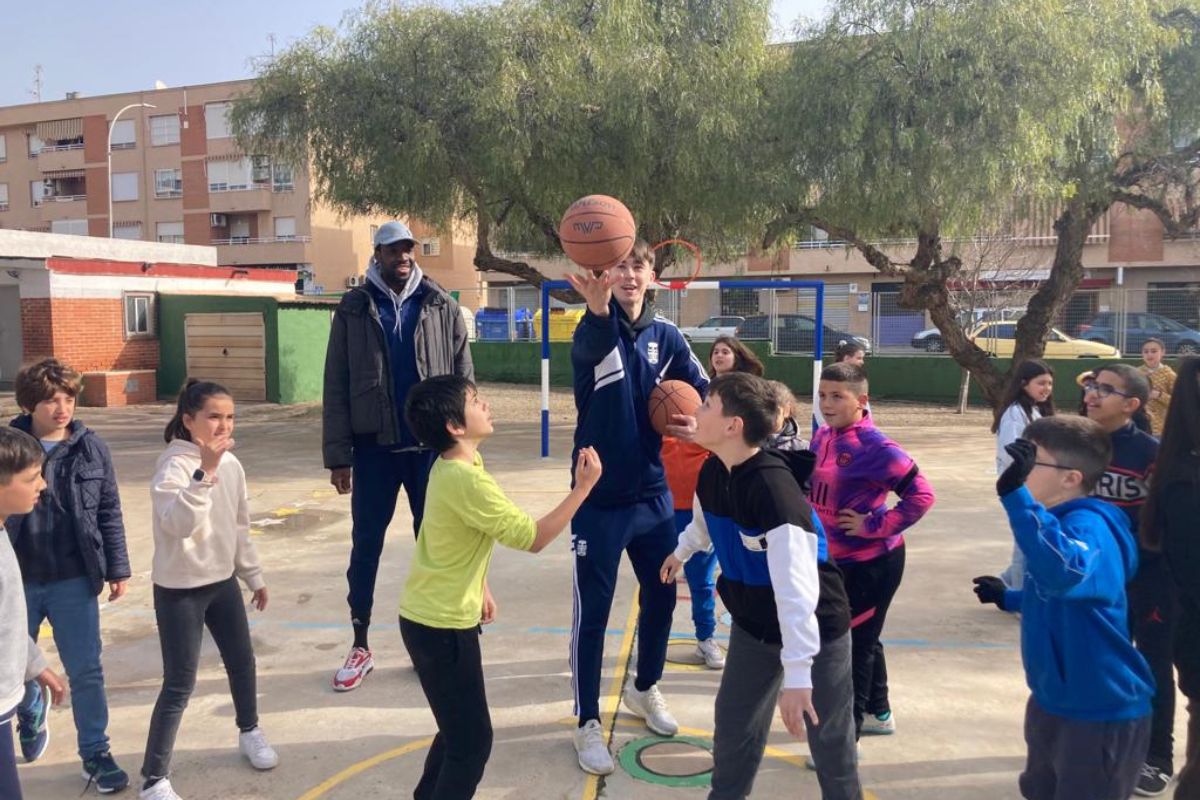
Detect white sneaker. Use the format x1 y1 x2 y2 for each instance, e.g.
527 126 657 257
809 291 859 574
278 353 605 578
239 727 279 770
622 684 678 736
695 638 726 670
139 778 183 800
573 719 615 775
860 710 896 735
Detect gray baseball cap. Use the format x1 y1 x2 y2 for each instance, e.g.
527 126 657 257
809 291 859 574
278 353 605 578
373 221 417 247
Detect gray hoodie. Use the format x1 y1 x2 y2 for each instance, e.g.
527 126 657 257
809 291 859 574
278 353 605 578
1 525 48 714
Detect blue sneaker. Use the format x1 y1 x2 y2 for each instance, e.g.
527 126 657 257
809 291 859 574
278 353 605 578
16 682 50 763
82 750 131 794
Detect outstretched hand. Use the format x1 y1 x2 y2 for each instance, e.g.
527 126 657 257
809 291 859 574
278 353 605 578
565 270 617 317
972 575 1007 609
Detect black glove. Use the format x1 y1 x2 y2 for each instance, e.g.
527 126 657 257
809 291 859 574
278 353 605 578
973 576 1007 608
996 439 1037 497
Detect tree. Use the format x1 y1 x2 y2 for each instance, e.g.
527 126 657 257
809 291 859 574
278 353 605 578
763 0 1200 404
231 0 775 290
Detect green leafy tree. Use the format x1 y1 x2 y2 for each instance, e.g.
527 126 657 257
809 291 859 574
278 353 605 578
232 0 774 289
763 0 1200 403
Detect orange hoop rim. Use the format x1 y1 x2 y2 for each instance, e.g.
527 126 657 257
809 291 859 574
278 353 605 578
651 238 702 290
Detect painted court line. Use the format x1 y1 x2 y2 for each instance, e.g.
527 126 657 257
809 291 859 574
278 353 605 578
581 592 642 800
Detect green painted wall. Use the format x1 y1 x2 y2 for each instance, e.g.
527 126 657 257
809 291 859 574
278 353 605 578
157 295 281 402
469 341 1170 408
276 306 333 404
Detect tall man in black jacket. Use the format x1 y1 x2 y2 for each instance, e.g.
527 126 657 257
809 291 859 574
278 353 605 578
323 221 474 692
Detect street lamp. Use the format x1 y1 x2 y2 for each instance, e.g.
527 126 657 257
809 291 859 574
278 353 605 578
108 102 156 238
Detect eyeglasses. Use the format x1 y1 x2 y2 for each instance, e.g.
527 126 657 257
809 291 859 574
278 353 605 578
1034 461 1080 472
1082 379 1131 399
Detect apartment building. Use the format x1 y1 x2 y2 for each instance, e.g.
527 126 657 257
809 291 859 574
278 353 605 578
0 80 482 297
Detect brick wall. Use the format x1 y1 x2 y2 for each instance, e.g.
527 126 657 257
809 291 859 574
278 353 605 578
79 370 157 407
19 297 160 373
1109 203 1165 262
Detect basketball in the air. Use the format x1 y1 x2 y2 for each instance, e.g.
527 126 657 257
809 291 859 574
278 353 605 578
648 380 702 436
558 195 637 270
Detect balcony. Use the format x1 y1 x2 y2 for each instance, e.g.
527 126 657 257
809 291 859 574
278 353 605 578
208 185 274 213
37 143 85 173
214 236 312 266
37 194 88 220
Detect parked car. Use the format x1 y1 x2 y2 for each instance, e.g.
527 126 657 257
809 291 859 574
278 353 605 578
1077 311 1200 355
968 321 1120 358
679 315 745 342
735 314 872 354
911 307 1026 353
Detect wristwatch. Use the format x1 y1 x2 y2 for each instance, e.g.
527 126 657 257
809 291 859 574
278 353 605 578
192 468 210 484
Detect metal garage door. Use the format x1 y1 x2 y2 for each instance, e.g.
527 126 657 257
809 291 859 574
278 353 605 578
184 312 267 402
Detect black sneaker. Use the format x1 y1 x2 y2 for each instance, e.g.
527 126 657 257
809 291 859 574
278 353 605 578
1134 763 1172 797
82 750 130 794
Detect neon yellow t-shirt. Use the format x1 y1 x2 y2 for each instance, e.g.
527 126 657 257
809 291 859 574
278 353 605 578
399 452 536 629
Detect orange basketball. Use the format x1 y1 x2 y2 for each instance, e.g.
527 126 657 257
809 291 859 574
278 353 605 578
648 380 702 436
558 194 637 270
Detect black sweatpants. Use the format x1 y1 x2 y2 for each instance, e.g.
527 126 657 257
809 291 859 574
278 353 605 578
1020 697 1149 800
839 544 905 737
400 617 492 800
1128 549 1178 773
141 577 258 780
1174 598 1200 798
0 708 22 800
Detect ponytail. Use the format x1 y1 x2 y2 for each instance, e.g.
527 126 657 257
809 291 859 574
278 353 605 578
164 379 232 443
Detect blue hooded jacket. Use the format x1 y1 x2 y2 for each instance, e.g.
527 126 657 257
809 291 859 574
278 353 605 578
571 300 708 507
1000 486 1154 721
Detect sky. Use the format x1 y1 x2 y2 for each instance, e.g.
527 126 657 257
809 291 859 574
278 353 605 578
0 0 829 108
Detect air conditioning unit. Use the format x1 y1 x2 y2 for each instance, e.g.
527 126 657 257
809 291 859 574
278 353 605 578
209 213 228 227
345 275 364 288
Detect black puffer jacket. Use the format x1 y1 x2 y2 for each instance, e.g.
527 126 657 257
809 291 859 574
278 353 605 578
5 417 130 595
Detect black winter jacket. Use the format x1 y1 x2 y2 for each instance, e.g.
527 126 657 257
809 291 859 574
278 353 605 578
322 276 474 469
5 417 130 595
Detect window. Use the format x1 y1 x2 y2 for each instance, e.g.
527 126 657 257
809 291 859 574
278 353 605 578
50 219 88 236
154 168 182 198
979 323 1016 340
30 180 45 206
150 114 180 146
156 221 185 243
422 238 441 257
123 293 155 338
272 162 294 191
111 172 139 202
205 102 232 139
207 158 255 191
27 133 43 157
110 119 136 149
113 222 142 240
251 155 271 185
0 184 8 211
274 216 296 240
0 134 6 162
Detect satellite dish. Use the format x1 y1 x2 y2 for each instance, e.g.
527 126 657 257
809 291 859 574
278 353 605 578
154 80 168 90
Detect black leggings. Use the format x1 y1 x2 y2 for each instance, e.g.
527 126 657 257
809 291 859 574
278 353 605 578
1 709 22 800
840 545 906 738
1128 550 1178 773
141 577 258 780
400 617 492 800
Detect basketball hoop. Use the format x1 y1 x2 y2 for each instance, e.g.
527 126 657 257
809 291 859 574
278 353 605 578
651 238 702 290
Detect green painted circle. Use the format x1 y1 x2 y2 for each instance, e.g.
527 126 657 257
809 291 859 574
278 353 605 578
617 735 714 788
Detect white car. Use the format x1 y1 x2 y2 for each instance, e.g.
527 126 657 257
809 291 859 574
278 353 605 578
679 315 745 342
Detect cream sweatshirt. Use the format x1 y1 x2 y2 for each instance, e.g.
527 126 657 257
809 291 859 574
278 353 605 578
150 439 264 591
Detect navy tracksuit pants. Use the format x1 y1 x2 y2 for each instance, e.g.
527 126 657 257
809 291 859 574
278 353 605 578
346 447 436 627
570 493 678 724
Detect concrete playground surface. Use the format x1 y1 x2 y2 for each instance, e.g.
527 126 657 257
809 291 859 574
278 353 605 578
15 387 1189 799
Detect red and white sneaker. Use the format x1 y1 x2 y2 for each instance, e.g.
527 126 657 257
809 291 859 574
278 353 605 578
333 646 374 692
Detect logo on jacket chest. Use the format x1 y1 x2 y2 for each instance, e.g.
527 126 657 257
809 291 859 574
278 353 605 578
1092 470 1149 505
646 342 660 365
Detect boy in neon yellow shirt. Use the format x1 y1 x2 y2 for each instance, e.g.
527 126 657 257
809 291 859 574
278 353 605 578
399 375 601 799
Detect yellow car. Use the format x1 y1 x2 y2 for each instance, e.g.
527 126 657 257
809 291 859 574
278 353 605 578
969 321 1121 358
